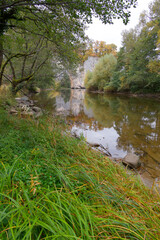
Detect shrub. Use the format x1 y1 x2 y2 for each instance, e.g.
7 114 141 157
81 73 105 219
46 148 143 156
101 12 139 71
84 54 117 91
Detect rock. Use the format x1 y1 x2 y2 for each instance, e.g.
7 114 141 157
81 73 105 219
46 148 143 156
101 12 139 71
19 104 30 112
15 96 29 102
69 56 99 89
32 106 41 112
21 111 34 116
20 96 29 101
13 96 43 118
72 130 80 139
29 101 34 107
57 107 65 112
10 108 18 114
122 153 141 169
86 140 100 147
15 97 21 102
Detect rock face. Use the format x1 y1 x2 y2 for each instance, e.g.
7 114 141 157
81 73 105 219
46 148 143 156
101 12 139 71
70 56 99 89
122 153 141 169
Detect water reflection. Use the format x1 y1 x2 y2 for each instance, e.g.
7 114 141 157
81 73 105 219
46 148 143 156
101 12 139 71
55 90 160 187
32 89 160 187
85 94 160 180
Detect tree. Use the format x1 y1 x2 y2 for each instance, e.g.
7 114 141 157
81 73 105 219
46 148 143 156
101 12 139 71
111 0 160 93
81 40 117 61
0 0 137 86
4 31 57 92
85 54 117 91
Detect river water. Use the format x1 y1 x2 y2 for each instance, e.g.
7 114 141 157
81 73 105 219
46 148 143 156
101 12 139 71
33 89 160 189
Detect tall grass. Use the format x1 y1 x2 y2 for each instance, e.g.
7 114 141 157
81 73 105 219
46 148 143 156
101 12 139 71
0 100 160 239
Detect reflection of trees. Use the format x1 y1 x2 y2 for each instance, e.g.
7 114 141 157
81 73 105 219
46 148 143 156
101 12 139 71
61 89 71 103
67 112 103 131
84 93 122 128
31 91 56 112
84 93 160 168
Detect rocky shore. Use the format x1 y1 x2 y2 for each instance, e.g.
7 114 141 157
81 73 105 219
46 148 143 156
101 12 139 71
9 96 43 118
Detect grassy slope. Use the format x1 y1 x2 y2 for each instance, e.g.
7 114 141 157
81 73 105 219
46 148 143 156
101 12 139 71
0 94 160 239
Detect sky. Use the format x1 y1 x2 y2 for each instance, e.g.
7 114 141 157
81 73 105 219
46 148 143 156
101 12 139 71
86 0 153 50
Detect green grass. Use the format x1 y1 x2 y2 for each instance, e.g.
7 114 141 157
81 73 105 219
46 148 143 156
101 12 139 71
0 95 160 239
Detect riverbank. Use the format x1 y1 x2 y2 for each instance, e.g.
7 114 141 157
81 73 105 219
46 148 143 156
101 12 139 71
86 89 160 99
0 93 160 239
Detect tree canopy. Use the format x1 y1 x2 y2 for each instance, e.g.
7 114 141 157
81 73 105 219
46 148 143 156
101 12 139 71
0 0 137 89
80 40 117 62
109 0 160 93
0 0 137 30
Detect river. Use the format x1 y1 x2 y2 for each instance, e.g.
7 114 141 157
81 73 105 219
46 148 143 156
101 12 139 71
32 89 160 189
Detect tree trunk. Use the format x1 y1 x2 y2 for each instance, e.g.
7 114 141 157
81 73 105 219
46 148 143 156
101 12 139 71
0 36 3 86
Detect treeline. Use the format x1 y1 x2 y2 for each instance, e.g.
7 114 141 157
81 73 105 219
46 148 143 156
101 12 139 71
85 0 160 93
80 40 117 62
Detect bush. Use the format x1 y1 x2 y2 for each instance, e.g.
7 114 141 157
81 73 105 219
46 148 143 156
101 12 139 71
84 70 95 89
84 54 117 91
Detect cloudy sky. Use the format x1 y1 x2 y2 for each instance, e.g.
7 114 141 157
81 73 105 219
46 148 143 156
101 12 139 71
86 0 153 49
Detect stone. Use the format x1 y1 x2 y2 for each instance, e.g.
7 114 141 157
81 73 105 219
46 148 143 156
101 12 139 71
21 111 34 116
122 153 141 169
19 104 30 112
20 96 29 101
32 106 41 112
10 108 18 114
29 101 34 106
72 130 80 139
15 96 29 102
56 107 65 113
15 98 21 102
86 140 100 147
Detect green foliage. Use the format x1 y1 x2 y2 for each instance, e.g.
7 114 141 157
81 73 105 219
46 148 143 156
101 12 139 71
2 28 58 92
85 54 117 91
81 40 117 62
0 0 137 88
111 0 160 93
84 70 94 89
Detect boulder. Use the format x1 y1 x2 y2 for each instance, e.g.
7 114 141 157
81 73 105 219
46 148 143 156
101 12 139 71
122 153 141 169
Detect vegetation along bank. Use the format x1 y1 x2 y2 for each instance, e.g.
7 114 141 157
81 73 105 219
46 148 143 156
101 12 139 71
0 88 160 239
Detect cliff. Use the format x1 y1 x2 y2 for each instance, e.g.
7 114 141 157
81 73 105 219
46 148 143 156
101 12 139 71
70 56 99 89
